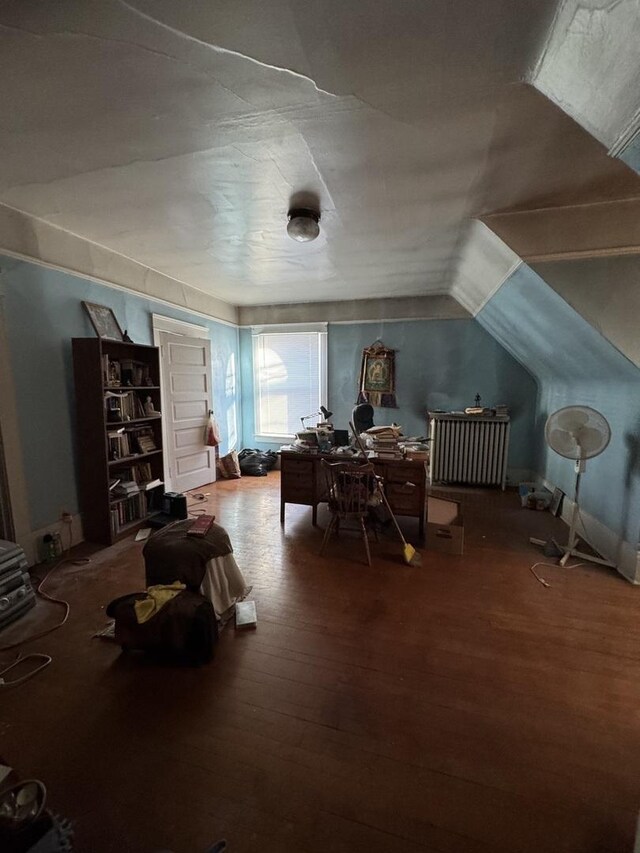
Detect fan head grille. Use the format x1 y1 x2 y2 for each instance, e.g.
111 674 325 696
545 406 611 460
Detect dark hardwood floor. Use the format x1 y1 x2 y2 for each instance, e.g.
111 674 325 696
2 474 640 852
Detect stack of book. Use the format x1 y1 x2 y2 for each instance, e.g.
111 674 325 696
464 406 492 416
111 480 140 498
367 425 403 459
401 441 430 461
494 404 509 419
292 439 318 453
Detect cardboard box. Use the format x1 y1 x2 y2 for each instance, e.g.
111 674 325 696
427 496 464 555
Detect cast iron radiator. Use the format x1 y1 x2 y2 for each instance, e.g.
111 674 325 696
428 414 511 490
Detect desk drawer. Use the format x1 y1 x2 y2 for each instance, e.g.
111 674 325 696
281 459 314 476
282 473 313 497
382 463 426 485
385 482 423 514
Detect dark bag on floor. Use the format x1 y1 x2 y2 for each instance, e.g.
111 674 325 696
238 448 278 476
106 589 218 664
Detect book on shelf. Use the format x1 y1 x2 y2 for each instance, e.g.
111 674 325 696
140 478 163 491
120 359 149 387
105 358 153 388
107 425 158 461
105 390 147 422
110 463 162 493
109 490 151 536
112 480 140 497
132 426 157 454
107 431 132 460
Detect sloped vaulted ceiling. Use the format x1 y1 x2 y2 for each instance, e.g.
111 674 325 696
0 0 638 313
0 0 569 307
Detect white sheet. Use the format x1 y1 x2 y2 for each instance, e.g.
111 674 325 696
199 553 248 618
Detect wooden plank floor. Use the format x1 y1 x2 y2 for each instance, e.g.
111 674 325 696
2 474 640 852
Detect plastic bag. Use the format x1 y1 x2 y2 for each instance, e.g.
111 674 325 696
205 412 221 447
238 448 278 477
216 450 241 479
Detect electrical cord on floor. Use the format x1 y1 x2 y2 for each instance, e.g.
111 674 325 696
529 560 588 588
0 523 91 686
187 490 208 510
186 488 212 515
0 653 52 687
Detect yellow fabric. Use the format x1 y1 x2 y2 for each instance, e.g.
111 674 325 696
134 582 186 624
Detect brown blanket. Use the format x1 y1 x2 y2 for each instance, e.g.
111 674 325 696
143 519 234 590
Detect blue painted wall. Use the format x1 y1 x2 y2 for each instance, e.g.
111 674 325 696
620 135 640 175
477 263 640 547
1 255 240 531
240 319 538 477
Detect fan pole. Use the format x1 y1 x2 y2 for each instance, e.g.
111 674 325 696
556 458 616 569
559 462 582 566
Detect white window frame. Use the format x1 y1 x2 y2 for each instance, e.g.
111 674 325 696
252 323 328 441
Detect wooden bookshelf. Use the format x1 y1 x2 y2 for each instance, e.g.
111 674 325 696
72 338 165 545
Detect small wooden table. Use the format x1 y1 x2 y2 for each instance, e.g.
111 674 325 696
280 451 427 540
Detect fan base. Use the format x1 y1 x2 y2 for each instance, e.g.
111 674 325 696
529 537 616 569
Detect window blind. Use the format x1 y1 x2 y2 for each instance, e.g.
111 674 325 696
253 329 327 437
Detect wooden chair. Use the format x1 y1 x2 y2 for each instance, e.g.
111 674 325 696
319 460 377 566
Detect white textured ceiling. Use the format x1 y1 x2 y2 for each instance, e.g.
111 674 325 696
0 0 637 307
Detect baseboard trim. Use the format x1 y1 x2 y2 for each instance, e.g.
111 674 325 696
541 478 640 584
506 467 536 486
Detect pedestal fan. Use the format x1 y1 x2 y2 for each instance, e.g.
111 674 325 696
530 406 616 568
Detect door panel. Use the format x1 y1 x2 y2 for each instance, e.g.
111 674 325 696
176 451 211 475
159 332 216 493
171 373 208 393
174 400 208 420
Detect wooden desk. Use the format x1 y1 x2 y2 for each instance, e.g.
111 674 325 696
280 451 427 539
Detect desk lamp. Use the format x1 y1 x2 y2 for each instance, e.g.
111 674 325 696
300 406 333 429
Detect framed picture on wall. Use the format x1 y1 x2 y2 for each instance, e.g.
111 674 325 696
82 301 124 341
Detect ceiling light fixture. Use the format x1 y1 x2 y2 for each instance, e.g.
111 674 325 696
287 208 320 242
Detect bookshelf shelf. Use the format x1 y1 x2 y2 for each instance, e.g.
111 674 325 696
106 416 162 427
103 385 160 391
109 486 164 506
72 338 165 545
116 512 161 536
108 450 163 466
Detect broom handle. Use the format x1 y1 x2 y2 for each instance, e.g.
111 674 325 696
349 421 409 547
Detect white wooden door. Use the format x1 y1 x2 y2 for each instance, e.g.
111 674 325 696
159 332 216 493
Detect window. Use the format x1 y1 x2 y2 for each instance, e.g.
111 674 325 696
252 324 327 438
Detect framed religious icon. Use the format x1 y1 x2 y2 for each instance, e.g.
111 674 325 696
82 302 124 341
357 341 397 407
366 354 392 393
